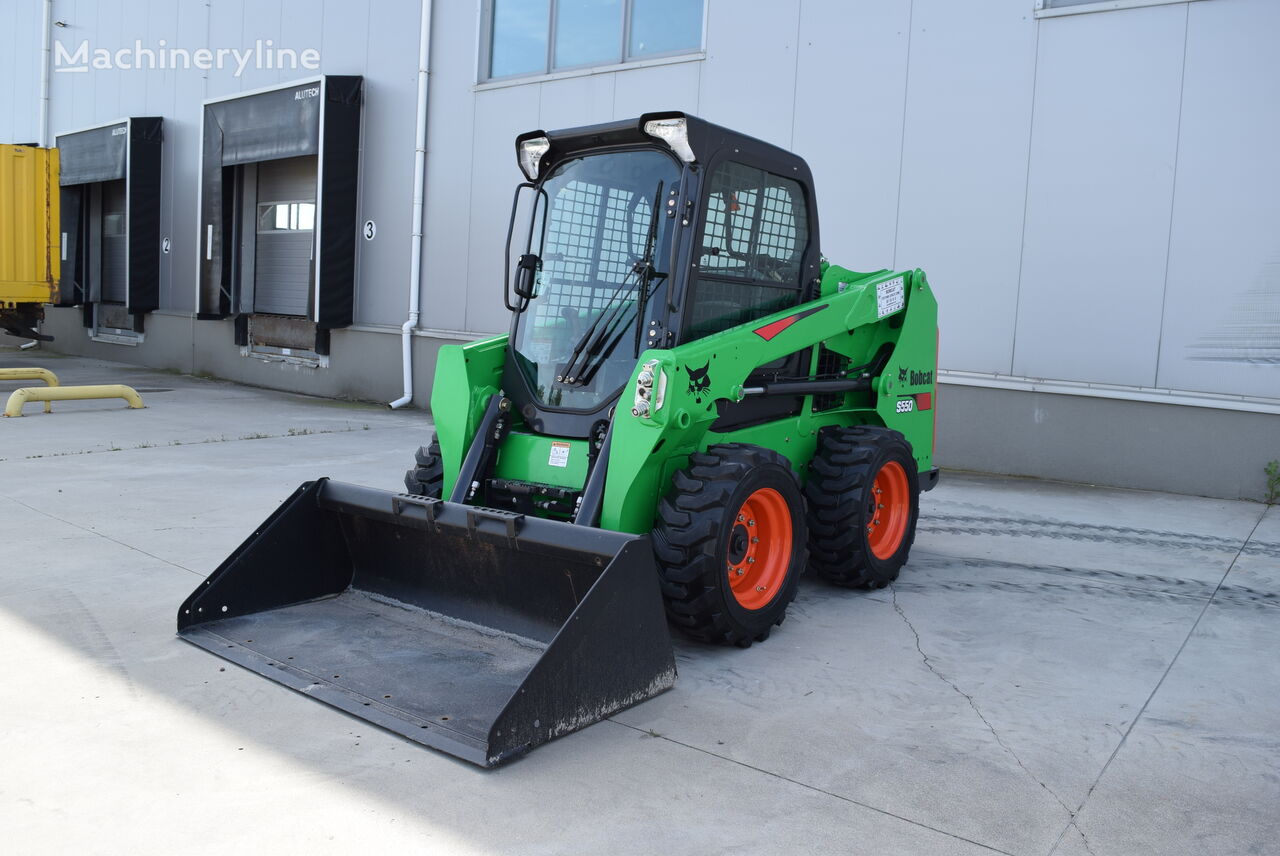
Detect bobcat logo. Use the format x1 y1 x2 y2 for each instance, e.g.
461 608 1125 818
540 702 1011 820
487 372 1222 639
686 362 712 405
898 367 908 383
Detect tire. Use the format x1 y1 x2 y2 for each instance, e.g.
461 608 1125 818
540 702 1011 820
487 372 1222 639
804 425 920 589
403 435 444 498
652 444 808 647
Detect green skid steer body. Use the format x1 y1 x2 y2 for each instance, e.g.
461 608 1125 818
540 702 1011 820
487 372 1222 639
178 112 939 767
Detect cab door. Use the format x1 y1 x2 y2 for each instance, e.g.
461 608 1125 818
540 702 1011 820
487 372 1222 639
683 159 814 428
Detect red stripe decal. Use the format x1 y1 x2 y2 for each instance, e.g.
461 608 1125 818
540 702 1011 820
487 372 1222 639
753 304 828 341
754 316 800 341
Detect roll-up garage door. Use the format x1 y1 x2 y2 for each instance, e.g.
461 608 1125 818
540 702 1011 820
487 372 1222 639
253 156 317 317
100 179 128 304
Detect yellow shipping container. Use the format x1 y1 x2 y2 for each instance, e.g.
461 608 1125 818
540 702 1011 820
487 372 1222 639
0 144 61 309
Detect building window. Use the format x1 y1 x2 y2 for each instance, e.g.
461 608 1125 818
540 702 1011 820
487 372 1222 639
257 202 316 233
484 0 704 81
1034 0 1208 17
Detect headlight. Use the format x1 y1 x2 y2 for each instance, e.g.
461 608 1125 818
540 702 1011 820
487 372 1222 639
632 359 667 418
517 136 550 181
643 118 695 163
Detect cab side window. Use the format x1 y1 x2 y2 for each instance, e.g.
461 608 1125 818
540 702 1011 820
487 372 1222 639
687 161 809 340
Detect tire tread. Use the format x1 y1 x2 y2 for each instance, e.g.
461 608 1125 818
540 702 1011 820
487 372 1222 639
653 443 806 647
403 436 444 498
803 425 919 588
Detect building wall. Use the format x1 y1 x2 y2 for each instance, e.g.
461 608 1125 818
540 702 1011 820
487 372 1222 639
1 0 43 144
4 0 1278 499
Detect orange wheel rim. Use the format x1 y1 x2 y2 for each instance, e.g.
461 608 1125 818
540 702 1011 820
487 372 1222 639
867 460 910 560
725 487 792 610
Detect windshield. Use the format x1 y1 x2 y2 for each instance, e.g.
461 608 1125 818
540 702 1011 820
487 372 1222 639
512 149 681 411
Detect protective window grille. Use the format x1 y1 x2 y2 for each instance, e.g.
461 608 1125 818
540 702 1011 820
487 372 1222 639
543 179 600 290
686 280 797 342
531 179 654 335
688 161 809 340
813 345 851 410
600 187 644 284
698 161 806 285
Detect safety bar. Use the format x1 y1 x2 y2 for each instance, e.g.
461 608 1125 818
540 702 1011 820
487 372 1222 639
0 367 60 413
4 384 144 417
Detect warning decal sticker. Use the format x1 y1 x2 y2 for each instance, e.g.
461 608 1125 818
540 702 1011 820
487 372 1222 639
548 441 571 468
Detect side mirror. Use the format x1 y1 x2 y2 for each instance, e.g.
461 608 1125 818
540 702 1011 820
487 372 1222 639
504 182 548 312
514 253 540 300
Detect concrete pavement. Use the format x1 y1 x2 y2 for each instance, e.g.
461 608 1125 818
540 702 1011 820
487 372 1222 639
1 347 1276 855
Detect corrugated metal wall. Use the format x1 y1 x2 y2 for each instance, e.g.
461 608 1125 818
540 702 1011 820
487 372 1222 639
0 0 42 145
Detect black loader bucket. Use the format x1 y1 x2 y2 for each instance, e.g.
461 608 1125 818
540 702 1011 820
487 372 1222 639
177 479 676 767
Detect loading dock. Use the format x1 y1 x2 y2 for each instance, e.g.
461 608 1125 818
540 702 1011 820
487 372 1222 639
55 118 163 340
196 77 362 357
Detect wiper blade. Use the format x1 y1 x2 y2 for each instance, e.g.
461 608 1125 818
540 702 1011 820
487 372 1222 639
577 307 641 386
558 267 641 384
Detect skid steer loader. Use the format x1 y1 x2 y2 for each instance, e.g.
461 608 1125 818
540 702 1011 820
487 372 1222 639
179 112 939 767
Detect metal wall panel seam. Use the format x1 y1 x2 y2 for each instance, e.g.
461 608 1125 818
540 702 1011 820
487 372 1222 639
1008 18 1042 377
1151 3 1191 388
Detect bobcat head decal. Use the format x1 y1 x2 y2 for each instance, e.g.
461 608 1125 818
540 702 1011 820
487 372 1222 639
686 362 712 405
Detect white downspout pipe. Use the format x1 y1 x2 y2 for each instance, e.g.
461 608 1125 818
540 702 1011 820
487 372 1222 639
389 0 434 408
39 0 52 147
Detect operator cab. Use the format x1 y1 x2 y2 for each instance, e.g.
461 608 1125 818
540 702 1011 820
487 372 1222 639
503 112 822 439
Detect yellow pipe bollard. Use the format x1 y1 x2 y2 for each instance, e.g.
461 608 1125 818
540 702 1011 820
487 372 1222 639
4 384 145 417
0 367 60 413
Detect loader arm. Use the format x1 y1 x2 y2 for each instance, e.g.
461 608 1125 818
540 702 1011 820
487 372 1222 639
601 267 938 533
431 332 508 499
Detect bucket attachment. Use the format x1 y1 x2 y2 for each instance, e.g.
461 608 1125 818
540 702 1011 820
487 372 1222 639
177 479 676 767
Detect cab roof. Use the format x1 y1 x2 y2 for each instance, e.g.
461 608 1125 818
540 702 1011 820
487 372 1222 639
515 111 812 184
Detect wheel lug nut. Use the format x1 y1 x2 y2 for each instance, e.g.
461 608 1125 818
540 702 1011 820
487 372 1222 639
747 519 755 526
737 514 744 522
747 557 755 564
736 568 745 576
751 536 759 544
755 585 767 592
